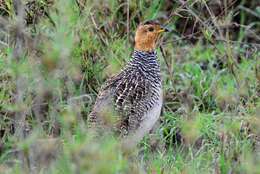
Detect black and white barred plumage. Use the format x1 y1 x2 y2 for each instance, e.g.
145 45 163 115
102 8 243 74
88 50 162 138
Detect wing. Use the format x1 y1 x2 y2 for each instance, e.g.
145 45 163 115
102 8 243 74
88 68 159 136
113 71 153 134
88 75 121 129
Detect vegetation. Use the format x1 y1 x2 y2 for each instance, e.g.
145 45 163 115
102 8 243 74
0 0 259 173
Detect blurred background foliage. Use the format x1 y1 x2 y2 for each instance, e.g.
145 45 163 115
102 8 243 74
0 0 259 173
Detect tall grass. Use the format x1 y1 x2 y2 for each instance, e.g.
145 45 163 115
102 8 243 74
0 0 259 173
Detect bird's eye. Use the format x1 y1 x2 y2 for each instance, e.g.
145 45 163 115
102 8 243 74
148 27 154 32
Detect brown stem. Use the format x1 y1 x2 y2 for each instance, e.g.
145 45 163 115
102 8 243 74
12 0 29 171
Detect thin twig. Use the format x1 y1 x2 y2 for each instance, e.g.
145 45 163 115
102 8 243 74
202 0 224 40
13 0 26 135
0 40 8 47
164 0 198 25
126 0 130 44
12 0 29 171
90 12 107 46
159 46 175 89
68 94 93 105
239 5 260 19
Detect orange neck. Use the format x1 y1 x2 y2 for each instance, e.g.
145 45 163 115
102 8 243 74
134 40 156 52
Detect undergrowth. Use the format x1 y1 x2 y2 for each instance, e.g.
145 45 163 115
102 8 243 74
0 0 259 173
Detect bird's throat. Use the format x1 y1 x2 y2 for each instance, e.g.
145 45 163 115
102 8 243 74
134 41 156 52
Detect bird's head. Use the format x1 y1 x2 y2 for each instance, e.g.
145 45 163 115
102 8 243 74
134 20 170 52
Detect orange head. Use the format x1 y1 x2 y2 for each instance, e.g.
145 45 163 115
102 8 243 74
134 20 169 52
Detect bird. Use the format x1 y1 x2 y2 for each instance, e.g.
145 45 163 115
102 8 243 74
88 20 169 148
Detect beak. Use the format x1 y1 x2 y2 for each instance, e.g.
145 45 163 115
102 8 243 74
158 26 171 33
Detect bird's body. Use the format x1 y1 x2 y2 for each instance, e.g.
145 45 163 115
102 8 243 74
88 50 162 138
88 20 168 148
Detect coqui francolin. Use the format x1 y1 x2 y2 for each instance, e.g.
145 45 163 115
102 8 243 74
88 20 169 149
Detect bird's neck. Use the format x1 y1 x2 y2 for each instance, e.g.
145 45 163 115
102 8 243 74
132 49 158 62
128 50 160 74
134 41 156 52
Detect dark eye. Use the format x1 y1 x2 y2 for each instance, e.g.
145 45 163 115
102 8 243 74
148 27 154 32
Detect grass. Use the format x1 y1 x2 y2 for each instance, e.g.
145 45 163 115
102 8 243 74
0 0 260 173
